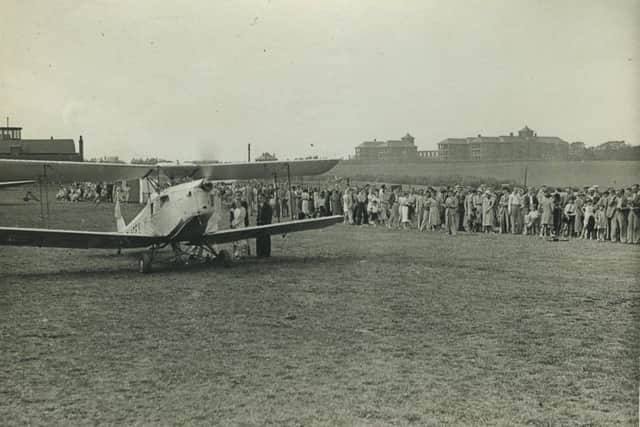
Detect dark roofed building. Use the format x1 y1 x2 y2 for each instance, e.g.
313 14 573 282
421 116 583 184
355 133 418 161
438 126 569 161
0 125 83 161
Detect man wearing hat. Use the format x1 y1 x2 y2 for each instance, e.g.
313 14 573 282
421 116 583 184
463 188 474 232
256 193 273 257
508 187 523 234
497 188 510 234
605 188 617 240
444 189 459 236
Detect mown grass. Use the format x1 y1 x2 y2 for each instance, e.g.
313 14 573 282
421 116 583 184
0 188 638 425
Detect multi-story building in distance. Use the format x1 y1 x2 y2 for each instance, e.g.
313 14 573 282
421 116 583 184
354 133 418 161
437 126 569 161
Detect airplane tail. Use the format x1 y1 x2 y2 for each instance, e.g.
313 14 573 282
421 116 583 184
114 198 126 232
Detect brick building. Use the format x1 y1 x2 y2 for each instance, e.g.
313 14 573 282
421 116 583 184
0 125 83 161
437 126 568 161
354 133 418 161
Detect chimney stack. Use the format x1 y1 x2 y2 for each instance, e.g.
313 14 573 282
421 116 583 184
79 135 84 161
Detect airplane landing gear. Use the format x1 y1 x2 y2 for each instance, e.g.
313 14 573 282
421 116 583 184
139 252 153 274
212 249 231 268
137 244 231 273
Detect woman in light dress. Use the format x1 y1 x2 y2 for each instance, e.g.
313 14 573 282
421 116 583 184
301 189 310 218
482 190 496 233
399 192 410 229
231 200 248 258
428 191 441 230
420 191 432 231
367 190 379 226
539 192 553 237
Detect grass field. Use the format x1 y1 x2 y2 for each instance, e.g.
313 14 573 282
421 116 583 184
0 188 638 425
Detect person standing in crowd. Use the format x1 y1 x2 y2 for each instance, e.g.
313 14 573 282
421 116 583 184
604 189 616 240
563 197 576 238
473 188 484 231
574 191 584 238
241 200 250 228
415 190 425 230
551 190 563 238
444 190 459 236
508 187 522 234
497 188 510 234
482 190 496 233
407 190 416 225
342 187 354 224
323 190 331 217
379 185 388 224
581 198 595 239
463 189 474 232
399 191 410 229
522 187 538 234
388 187 400 229
289 186 298 220
356 188 369 225
367 189 379 226
540 190 553 238
420 191 432 231
256 193 273 257
301 188 310 219
457 187 466 231
281 186 289 218
595 204 607 242
610 188 627 243
626 185 639 244
330 185 342 216
231 200 248 259
427 190 441 231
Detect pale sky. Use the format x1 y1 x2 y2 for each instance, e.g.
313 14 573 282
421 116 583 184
1 0 638 161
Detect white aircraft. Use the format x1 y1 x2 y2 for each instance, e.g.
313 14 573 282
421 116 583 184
0 158 342 273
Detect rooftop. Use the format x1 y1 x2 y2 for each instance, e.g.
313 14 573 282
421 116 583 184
0 139 77 154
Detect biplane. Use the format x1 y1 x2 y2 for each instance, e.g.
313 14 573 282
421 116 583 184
0 158 342 273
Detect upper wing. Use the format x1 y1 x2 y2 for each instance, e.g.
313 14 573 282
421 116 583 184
0 159 156 183
202 215 343 245
0 180 37 188
186 159 340 180
0 227 161 249
0 159 339 183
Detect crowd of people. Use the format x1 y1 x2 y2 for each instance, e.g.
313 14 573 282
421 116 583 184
55 182 130 204
45 178 640 249
223 181 640 245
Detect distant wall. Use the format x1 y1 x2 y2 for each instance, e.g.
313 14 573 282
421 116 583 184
327 160 640 187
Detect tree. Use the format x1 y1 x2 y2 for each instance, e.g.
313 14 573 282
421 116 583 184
256 152 278 162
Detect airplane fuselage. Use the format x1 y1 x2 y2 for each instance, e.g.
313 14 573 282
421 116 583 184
122 180 215 242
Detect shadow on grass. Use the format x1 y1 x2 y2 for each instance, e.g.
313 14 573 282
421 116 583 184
4 254 357 280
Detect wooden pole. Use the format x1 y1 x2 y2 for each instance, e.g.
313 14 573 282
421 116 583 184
287 163 293 220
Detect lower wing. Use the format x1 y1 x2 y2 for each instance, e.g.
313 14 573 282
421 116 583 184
202 215 343 245
0 227 161 249
0 180 37 188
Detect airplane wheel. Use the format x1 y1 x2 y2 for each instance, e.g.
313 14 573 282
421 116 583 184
139 252 153 274
216 249 232 268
